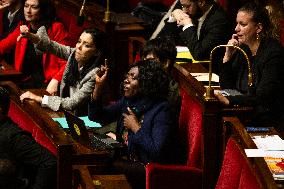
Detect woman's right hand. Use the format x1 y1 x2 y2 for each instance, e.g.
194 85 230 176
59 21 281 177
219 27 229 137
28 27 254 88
17 25 40 44
20 91 43 103
223 34 239 63
17 25 30 41
0 0 10 10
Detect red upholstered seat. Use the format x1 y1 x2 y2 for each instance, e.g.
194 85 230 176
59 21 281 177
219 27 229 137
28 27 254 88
146 88 203 189
56 8 91 47
8 100 57 155
215 138 262 189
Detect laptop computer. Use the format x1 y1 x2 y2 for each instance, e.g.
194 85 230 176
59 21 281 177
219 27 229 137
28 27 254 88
63 110 123 150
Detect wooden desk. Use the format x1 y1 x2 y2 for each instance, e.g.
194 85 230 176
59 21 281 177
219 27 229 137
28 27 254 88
0 59 23 81
1 81 111 188
223 116 284 189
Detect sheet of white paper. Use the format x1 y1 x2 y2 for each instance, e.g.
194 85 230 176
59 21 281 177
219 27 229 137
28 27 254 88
245 149 266 157
252 135 284 150
176 46 190 52
191 73 219 82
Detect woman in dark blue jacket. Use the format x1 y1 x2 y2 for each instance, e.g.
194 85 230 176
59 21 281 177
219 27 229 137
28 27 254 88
88 60 178 189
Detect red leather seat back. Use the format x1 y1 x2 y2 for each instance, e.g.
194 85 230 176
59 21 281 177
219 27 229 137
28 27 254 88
215 138 262 189
178 88 203 168
56 8 91 47
8 100 57 155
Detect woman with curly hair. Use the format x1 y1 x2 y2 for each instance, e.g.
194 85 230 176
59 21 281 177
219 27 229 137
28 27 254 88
88 59 178 189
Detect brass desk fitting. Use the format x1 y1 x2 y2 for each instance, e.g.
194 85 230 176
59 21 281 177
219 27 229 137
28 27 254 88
205 45 253 100
103 0 111 23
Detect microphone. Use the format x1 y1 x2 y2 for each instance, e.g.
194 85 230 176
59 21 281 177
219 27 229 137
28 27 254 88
77 0 86 26
205 44 253 100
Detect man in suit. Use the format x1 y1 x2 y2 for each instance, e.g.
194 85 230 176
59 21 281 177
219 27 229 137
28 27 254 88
0 0 25 65
0 0 24 36
155 0 232 72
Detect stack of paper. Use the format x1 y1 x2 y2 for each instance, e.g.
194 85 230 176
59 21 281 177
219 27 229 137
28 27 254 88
244 135 284 180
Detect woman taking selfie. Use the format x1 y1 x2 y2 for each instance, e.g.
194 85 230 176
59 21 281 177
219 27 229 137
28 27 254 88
19 26 107 116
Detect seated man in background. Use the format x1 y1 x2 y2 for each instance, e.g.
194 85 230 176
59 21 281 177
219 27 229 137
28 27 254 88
0 86 57 189
0 0 24 38
156 0 232 72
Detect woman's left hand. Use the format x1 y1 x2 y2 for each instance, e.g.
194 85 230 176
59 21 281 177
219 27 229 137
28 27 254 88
123 107 141 133
20 91 43 103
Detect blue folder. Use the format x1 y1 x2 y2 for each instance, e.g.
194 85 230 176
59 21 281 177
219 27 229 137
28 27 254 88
53 116 101 129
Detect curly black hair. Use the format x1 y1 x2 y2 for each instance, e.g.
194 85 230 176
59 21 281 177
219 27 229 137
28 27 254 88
128 59 170 99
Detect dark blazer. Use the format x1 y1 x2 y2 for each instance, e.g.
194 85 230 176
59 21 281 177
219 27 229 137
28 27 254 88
219 39 284 130
0 117 57 189
0 9 25 65
158 1 232 72
88 97 178 164
1 9 25 38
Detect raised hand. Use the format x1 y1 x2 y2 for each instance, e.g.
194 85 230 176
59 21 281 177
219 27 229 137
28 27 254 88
17 25 40 43
17 25 30 41
0 0 10 10
91 62 109 100
223 34 240 63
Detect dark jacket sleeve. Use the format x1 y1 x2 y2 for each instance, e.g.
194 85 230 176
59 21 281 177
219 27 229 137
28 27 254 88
129 101 177 163
6 120 57 189
179 4 231 60
88 98 124 125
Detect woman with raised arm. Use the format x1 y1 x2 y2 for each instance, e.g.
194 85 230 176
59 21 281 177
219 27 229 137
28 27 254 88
19 26 107 116
88 60 178 189
215 2 284 131
0 0 68 94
